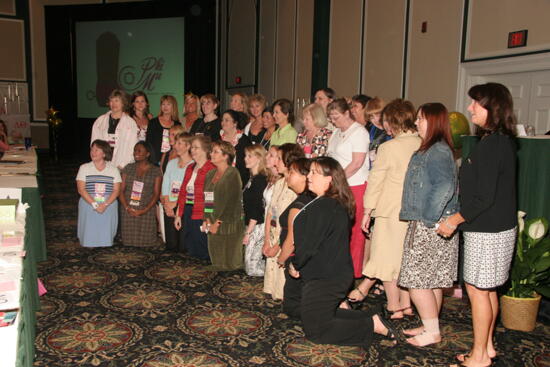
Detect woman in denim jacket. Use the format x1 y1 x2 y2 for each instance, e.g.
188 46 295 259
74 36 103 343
397 103 459 347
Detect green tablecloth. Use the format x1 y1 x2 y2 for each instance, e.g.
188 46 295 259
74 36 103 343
461 135 550 221
21 188 46 262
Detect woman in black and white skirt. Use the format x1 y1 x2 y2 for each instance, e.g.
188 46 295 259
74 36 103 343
398 103 459 347
438 83 517 367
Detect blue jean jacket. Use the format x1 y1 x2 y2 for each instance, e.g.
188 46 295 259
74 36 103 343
399 141 459 227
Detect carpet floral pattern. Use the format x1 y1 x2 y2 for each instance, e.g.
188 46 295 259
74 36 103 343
34 158 549 366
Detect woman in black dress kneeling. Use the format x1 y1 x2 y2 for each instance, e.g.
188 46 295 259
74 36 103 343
289 156 399 349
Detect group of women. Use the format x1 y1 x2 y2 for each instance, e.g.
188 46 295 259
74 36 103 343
76 83 518 367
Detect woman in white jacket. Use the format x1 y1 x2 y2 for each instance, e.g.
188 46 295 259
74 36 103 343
91 89 138 170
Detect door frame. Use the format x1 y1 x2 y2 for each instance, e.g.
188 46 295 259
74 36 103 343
456 52 550 114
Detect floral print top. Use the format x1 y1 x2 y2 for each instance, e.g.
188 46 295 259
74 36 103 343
296 128 333 158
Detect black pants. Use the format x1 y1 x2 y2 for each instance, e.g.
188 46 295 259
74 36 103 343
300 275 376 348
283 266 303 319
163 206 181 252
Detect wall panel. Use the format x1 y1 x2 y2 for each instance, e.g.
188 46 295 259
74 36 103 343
258 0 277 102
294 0 314 102
227 0 256 89
467 0 550 59
328 0 362 97
407 0 462 109
0 19 26 80
274 0 295 100
362 0 406 100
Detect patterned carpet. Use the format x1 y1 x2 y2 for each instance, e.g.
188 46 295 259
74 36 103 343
34 157 549 367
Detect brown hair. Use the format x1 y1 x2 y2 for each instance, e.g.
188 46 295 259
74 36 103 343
175 131 193 146
272 98 295 124
191 135 212 159
326 98 351 115
159 95 180 122
417 103 454 152
278 143 305 169
311 156 355 218
108 89 129 111
365 97 386 120
213 140 236 165
91 139 113 161
200 93 219 114
468 82 517 137
130 91 150 119
381 99 416 134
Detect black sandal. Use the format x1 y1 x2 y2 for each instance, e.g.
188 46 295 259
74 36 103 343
377 314 405 343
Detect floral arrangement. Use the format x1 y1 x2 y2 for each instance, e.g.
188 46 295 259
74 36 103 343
505 211 550 298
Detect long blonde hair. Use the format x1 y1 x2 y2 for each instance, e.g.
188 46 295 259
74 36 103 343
244 144 269 177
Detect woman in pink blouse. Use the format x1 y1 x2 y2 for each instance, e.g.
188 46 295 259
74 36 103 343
296 104 332 158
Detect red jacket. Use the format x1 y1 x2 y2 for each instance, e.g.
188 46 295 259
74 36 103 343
176 161 216 219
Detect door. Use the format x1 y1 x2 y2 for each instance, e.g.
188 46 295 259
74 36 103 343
482 70 550 134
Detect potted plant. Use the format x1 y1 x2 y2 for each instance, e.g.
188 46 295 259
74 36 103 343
500 211 550 331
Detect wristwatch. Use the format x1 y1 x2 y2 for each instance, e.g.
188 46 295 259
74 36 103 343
91 202 99 210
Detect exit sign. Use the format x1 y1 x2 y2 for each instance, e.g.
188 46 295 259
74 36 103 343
508 30 528 48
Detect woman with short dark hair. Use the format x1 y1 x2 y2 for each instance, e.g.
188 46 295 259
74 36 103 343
91 89 138 169
118 141 162 246
220 109 253 185
438 83 517 367
190 94 222 141
76 139 121 247
270 99 298 146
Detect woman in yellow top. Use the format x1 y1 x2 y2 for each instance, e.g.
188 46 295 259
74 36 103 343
270 99 298 146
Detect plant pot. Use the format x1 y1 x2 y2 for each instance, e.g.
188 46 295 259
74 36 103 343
500 293 541 332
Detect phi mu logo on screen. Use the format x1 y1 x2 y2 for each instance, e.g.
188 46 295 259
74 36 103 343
93 31 164 107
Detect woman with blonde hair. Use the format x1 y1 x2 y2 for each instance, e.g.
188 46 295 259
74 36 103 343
365 97 391 164
146 95 181 165
242 144 269 276
182 93 202 132
296 103 332 158
159 124 185 173
245 94 267 144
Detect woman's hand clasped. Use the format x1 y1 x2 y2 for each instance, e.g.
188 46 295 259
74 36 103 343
436 214 461 238
288 263 300 278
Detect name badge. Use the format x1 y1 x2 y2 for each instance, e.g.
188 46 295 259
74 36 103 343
130 181 144 206
186 185 195 204
204 191 214 213
303 144 312 158
169 181 181 201
94 183 106 203
161 129 170 153
270 207 278 227
107 133 117 148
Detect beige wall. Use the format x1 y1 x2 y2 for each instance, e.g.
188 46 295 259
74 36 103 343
406 0 462 109
328 0 363 97
362 0 407 101
467 0 550 59
227 0 256 88
294 0 314 101
255 0 313 104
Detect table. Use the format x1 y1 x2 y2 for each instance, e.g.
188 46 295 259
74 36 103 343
461 135 550 221
0 147 45 367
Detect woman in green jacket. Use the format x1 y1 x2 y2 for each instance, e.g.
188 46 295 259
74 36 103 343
202 140 245 271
